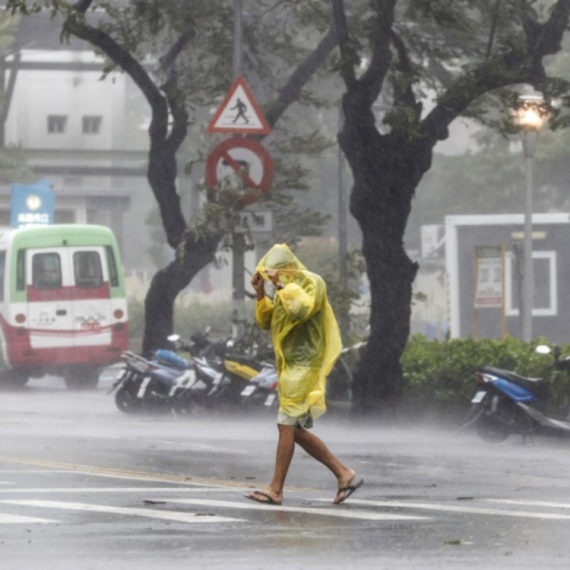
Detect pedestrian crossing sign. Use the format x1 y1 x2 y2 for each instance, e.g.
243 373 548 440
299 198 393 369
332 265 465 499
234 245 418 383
207 75 272 135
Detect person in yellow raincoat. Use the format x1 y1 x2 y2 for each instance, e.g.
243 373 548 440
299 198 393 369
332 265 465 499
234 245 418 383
245 244 363 506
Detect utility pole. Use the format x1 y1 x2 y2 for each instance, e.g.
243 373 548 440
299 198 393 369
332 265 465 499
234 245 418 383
338 106 349 341
231 0 246 337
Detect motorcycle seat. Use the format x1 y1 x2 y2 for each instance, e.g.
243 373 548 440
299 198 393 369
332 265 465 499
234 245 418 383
483 366 551 401
155 349 193 370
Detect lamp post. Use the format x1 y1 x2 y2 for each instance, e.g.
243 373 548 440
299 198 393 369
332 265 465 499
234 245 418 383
514 94 547 342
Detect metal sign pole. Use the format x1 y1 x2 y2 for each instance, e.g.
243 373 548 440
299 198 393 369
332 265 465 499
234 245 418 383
232 0 246 337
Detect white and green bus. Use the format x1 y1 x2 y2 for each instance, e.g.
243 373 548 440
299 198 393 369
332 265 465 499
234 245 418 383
0 224 129 389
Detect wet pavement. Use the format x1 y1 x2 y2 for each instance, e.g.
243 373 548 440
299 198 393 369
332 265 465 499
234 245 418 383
1 375 570 569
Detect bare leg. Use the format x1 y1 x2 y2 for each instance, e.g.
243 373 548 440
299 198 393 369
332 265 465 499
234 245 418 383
245 424 295 505
294 428 357 504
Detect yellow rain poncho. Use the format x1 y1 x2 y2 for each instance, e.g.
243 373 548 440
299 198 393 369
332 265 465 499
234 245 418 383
255 244 342 420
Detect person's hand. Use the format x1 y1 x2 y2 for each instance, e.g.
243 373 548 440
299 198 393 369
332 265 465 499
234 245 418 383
265 269 283 289
251 272 265 300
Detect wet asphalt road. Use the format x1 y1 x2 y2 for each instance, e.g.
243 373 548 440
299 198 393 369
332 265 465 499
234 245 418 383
2 374 570 569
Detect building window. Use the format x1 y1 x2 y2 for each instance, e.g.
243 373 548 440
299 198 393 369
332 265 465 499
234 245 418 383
505 250 558 317
47 115 67 134
82 115 102 134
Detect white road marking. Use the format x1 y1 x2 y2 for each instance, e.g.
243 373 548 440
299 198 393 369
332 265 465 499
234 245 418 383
0 512 58 524
0 481 15 485
486 499 570 509
162 498 430 521
0 500 243 524
335 499 570 520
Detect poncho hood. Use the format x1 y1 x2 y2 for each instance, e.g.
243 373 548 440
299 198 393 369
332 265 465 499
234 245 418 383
256 243 306 284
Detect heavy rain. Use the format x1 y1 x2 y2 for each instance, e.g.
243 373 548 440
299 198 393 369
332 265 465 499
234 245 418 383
1 1 570 569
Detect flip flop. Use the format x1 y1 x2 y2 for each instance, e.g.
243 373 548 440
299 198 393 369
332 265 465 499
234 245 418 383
244 491 282 506
333 477 364 505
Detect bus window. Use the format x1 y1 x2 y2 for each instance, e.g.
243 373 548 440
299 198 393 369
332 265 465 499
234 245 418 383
105 245 119 287
73 251 103 288
0 251 5 301
17 250 25 291
32 253 62 290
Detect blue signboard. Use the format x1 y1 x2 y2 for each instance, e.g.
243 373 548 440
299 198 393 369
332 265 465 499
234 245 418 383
10 179 55 228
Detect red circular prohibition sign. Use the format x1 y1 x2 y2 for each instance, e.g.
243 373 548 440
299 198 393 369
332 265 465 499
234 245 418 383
206 137 274 207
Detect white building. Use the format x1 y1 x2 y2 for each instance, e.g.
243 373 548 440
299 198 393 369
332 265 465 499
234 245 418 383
2 13 153 270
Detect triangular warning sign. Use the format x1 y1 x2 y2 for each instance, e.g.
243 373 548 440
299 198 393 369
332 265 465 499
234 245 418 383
207 76 272 135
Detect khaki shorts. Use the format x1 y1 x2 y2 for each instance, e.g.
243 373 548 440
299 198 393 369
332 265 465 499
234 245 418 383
277 411 313 430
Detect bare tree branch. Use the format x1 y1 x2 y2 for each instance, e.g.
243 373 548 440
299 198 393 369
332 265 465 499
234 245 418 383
63 15 169 140
526 0 570 56
72 0 93 13
159 28 196 75
356 0 396 107
0 49 20 126
159 29 195 152
264 27 338 127
420 0 570 144
331 0 356 87
390 29 419 113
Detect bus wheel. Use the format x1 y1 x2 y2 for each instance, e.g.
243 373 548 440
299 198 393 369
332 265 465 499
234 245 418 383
64 366 100 390
0 369 29 389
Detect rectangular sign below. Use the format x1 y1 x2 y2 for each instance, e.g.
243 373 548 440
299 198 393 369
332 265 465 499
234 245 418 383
474 246 504 309
234 211 273 234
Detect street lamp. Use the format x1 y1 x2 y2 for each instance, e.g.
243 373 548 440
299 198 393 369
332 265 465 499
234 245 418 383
513 94 548 342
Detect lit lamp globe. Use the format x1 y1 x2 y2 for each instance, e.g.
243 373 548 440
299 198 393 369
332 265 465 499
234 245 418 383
515 95 548 157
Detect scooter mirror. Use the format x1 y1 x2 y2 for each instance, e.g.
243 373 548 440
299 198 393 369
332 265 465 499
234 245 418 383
167 334 180 342
535 345 551 355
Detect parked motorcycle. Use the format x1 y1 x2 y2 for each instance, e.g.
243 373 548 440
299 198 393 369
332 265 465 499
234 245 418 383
111 350 192 414
466 344 570 442
240 365 279 408
171 337 271 415
240 349 354 411
110 331 208 414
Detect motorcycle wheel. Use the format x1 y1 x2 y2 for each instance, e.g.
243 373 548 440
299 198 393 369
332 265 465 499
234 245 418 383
172 392 206 417
115 386 142 414
475 413 510 443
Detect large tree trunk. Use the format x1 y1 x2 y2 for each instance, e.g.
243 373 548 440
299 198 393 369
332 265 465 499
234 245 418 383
141 141 220 356
339 101 432 415
142 235 219 356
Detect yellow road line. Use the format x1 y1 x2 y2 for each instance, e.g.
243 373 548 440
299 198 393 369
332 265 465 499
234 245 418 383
0 455 253 488
0 455 311 491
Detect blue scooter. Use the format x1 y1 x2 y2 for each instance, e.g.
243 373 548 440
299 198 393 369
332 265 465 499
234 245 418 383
467 345 570 442
110 331 209 414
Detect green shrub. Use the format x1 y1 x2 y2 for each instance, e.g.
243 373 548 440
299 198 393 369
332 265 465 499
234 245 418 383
400 335 570 423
